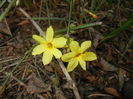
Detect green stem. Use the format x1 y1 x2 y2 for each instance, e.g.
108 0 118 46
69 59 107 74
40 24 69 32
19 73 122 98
0 0 7 8
32 17 74 22
55 22 102 34
0 0 17 22
66 0 73 37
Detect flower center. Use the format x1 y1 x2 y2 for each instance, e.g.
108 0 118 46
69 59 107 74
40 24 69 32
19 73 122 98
47 42 53 49
75 53 81 58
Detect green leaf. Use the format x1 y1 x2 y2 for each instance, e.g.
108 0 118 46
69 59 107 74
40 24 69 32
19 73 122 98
102 18 133 42
66 0 72 4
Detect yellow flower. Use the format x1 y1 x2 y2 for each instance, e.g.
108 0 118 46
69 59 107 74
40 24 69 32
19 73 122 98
62 41 97 72
32 26 67 65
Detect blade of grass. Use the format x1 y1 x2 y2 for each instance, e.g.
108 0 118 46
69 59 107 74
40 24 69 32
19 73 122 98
0 0 17 22
66 0 73 37
0 0 7 8
55 22 102 34
95 0 106 12
101 18 133 42
66 0 72 4
45 0 50 25
90 0 96 11
32 17 74 22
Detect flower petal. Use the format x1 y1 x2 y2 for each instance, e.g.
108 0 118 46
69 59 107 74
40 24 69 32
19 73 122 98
32 44 46 55
52 37 67 48
83 52 97 61
52 48 62 59
67 59 78 72
81 41 91 52
70 41 79 52
46 26 54 42
42 51 53 65
32 35 46 44
79 59 86 70
61 52 75 62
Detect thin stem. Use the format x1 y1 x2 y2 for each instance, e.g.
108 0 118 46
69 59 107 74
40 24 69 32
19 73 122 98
0 0 17 22
45 0 51 26
66 0 73 37
0 0 7 8
55 22 102 34
32 17 74 22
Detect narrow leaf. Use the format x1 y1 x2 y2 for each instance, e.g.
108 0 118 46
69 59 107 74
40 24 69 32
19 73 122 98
102 18 133 42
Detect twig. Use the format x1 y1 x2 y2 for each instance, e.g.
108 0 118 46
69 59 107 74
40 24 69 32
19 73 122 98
18 8 45 37
0 0 17 22
10 73 27 87
0 56 19 64
1 46 33 88
88 93 113 98
57 59 81 99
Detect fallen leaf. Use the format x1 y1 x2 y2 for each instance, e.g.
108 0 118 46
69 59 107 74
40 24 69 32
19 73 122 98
7 43 14 56
100 58 118 71
82 72 96 82
104 87 120 97
0 20 12 35
118 68 126 91
0 86 5 95
27 73 51 94
55 88 66 99
88 27 103 48
17 19 30 26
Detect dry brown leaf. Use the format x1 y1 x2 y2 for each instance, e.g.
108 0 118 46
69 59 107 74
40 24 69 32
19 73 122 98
17 19 30 26
0 86 5 95
88 27 103 48
26 73 51 94
0 21 12 35
118 68 126 90
45 65 53 72
100 58 118 71
7 44 14 56
55 88 66 99
104 87 120 97
82 72 96 82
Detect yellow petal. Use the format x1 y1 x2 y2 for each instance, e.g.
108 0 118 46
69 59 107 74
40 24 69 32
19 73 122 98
79 59 86 70
67 59 78 72
61 52 75 62
32 44 46 55
42 51 53 65
83 52 97 61
70 41 79 52
52 48 62 58
46 26 54 42
52 37 67 48
32 35 46 44
81 41 91 52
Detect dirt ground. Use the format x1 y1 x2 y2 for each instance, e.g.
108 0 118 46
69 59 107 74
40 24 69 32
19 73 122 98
0 0 133 99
